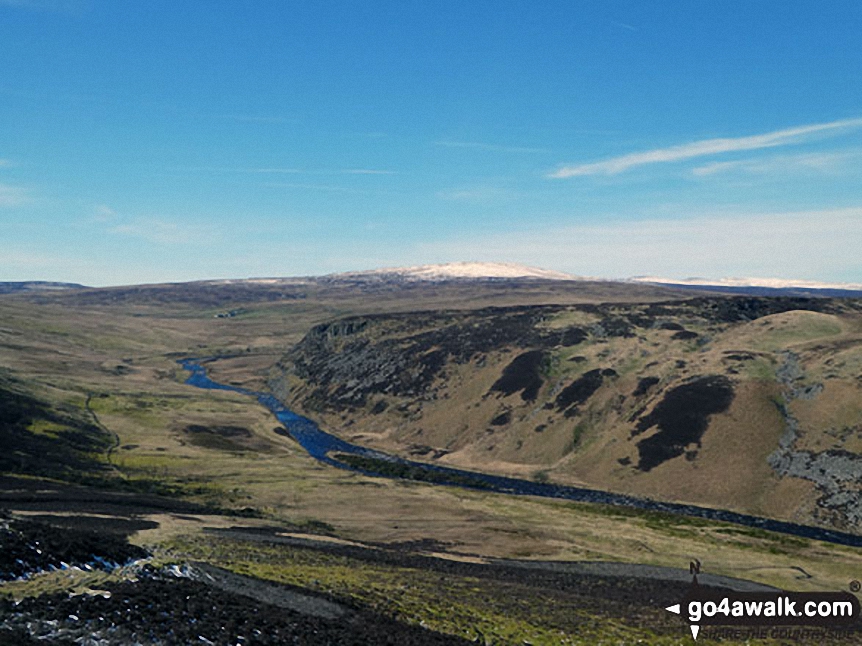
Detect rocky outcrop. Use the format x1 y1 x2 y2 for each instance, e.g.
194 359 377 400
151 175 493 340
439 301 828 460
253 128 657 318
768 351 862 529
281 308 585 410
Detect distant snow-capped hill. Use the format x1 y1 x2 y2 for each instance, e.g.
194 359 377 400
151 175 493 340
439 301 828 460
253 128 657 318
631 276 862 290
0 281 87 294
630 276 862 297
328 262 582 282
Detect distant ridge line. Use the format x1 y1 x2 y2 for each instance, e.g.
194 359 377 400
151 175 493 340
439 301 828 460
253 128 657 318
325 261 587 282
3 263 860 296
0 281 87 294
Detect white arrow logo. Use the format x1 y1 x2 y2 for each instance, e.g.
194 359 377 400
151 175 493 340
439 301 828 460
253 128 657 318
665 603 699 639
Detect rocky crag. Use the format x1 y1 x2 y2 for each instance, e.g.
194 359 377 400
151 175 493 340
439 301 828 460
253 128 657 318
769 351 862 530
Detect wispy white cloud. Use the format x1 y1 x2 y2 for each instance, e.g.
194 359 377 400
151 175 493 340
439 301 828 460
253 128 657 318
0 183 31 207
93 204 117 222
437 186 512 203
420 207 862 282
262 182 355 192
435 140 548 154
611 21 638 32
691 151 862 177
0 250 62 268
192 167 396 176
550 118 862 178
110 218 216 245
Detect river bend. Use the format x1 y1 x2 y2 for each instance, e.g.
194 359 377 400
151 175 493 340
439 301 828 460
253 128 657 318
180 358 862 549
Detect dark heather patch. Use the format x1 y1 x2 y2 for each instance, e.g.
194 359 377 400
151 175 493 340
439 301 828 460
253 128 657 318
643 296 846 324
601 368 618 378
489 350 546 402
672 330 699 340
418 348 447 376
632 376 735 472
628 405 647 422
183 425 253 452
569 356 588 363
21 514 159 536
555 369 604 411
370 400 389 414
490 410 512 426
618 457 632 466
658 322 685 331
534 424 547 433
725 353 755 361
0 515 147 581
599 318 635 338
559 327 588 347
633 376 660 397
185 424 251 438
675 360 687 369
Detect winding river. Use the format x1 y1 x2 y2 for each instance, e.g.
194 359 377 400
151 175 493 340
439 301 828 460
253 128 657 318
180 359 862 549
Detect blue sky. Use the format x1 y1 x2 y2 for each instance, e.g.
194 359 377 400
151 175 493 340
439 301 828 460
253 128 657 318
2 0 861 286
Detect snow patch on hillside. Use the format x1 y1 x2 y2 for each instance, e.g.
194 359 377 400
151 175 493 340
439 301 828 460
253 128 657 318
331 262 582 281
631 276 862 291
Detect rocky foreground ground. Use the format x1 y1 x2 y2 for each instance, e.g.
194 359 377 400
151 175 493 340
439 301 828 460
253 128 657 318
4 510 861 645
0 512 471 645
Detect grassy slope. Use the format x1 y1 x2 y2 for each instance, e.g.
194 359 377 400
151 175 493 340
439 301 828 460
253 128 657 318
1 283 861 644
277 299 862 534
